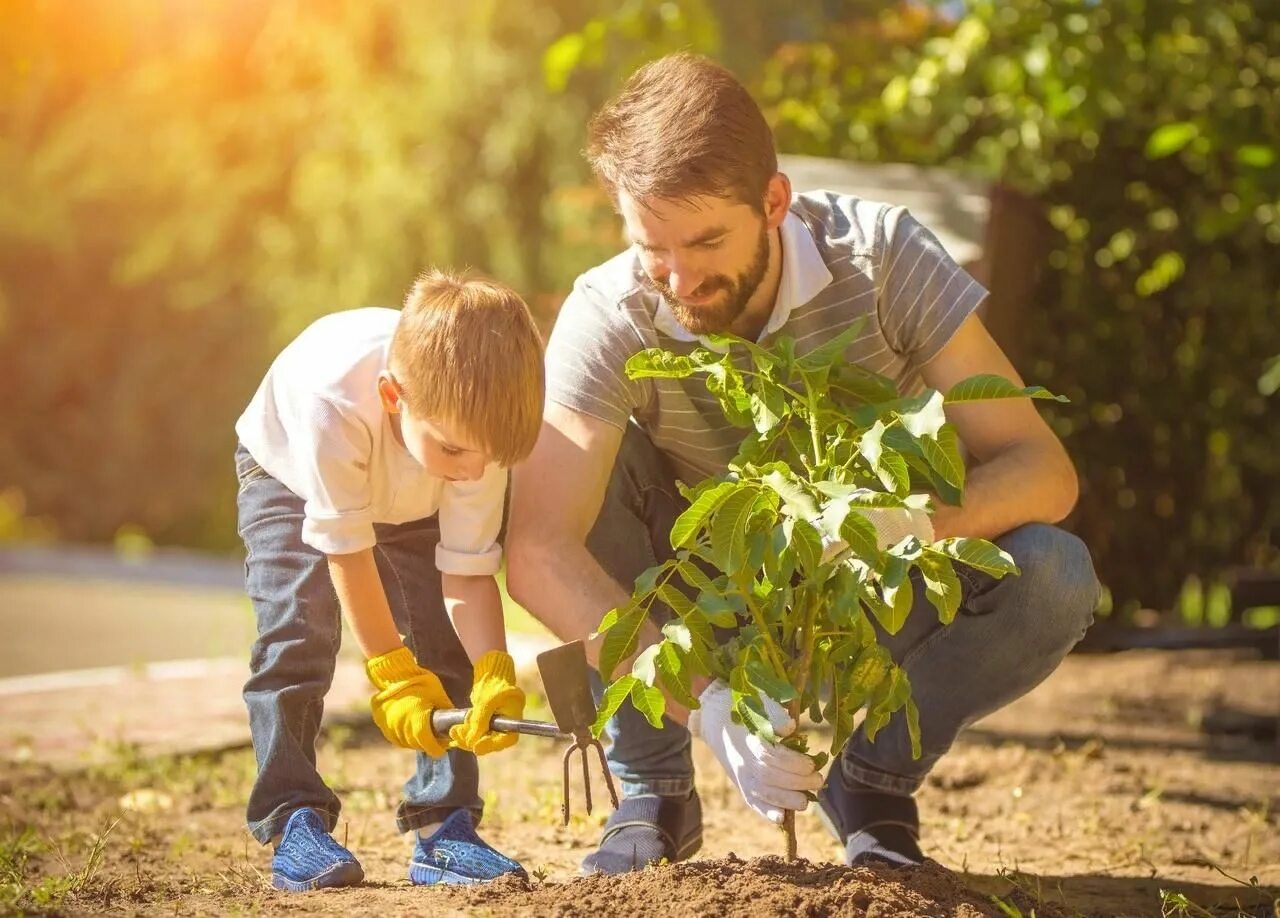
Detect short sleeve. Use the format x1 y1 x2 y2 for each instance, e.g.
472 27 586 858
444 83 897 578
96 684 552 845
296 398 378 556
436 462 507 576
544 280 647 430
877 207 988 370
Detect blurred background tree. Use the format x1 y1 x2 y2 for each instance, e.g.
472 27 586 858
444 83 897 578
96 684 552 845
2 0 1276 617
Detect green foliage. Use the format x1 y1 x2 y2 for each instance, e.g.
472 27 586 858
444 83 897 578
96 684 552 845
758 0 1280 613
590 331 1035 770
0 0 610 548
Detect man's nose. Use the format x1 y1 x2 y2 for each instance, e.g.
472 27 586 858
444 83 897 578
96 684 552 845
666 263 704 298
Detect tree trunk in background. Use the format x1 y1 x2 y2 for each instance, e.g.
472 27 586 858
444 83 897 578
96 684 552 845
975 183 1051 376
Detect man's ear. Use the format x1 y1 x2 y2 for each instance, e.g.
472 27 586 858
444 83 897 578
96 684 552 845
763 172 793 230
377 372 401 414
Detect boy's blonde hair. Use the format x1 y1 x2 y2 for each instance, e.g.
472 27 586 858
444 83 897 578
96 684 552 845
390 270 544 466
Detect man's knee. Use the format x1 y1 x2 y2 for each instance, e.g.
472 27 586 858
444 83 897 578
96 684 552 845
993 523 1102 646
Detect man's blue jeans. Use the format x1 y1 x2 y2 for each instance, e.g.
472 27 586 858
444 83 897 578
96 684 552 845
235 444 481 844
585 426 1102 799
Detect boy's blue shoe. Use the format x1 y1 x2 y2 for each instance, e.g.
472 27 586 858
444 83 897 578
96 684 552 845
271 808 365 892
409 809 526 885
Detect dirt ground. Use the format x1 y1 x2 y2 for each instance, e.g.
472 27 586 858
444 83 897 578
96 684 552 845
2 649 1277 917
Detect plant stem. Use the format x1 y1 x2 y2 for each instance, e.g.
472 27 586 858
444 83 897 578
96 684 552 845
780 593 824 861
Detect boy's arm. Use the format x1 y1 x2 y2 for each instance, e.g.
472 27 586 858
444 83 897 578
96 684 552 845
328 547 453 757
327 548 404 658
441 572 507 661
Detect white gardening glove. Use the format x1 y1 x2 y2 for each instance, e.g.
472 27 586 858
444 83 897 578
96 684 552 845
687 680 824 824
821 506 935 563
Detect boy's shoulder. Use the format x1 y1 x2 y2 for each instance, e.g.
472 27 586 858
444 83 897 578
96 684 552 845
267 307 400 413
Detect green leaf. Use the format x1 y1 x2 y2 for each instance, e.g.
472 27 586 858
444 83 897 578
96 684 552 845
670 481 736 549
590 675 637 737
1259 355 1280 396
625 348 698 379
629 679 666 729
657 583 696 618
655 641 699 708
813 483 904 507
897 389 947 439
795 318 866 374
830 363 900 406
905 696 922 760
710 486 760 572
598 605 648 681
676 560 718 596
858 420 886 472
848 644 891 697
877 449 911 495
744 651 797 702
681 609 720 676
1237 145 1277 169
783 515 823 576
919 423 965 490
695 591 740 628
875 567 914 635
932 538 1020 577
631 643 661 685
1145 121 1198 159
918 552 963 624
945 374 1067 403
731 688 780 743
761 469 818 519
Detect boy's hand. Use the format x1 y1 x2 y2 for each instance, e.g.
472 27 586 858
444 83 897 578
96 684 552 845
449 651 525 755
366 647 452 757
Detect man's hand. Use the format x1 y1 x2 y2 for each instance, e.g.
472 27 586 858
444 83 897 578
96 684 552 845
822 505 935 563
449 651 525 755
688 680 824 824
366 646 452 757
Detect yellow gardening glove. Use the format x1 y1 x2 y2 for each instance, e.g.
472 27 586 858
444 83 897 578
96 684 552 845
449 650 525 756
366 646 452 758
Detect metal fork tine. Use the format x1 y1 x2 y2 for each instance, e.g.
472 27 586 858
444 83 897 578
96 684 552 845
580 736 594 815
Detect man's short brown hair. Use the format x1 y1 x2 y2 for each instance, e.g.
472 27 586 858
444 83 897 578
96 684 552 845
585 52 777 211
390 270 544 466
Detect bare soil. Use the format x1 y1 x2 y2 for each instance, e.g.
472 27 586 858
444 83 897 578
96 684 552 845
2 649 1277 917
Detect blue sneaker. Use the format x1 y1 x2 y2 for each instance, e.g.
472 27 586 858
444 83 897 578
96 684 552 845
271 808 364 892
409 809 526 885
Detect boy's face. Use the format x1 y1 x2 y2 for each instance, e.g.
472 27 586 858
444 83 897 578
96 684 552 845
378 374 491 482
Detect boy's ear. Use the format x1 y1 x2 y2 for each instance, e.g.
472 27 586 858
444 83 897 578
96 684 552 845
377 373 402 414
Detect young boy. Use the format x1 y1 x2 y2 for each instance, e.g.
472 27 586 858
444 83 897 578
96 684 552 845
233 270 545 890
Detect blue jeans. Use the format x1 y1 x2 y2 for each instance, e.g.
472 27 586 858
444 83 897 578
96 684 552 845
235 443 482 844
585 426 1102 798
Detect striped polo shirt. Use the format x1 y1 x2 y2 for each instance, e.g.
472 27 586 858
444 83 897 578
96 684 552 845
544 191 988 484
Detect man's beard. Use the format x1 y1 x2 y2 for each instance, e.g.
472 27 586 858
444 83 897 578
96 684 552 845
645 226 770 336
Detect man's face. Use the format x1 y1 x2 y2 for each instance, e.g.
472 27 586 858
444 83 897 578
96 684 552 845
618 190 770 336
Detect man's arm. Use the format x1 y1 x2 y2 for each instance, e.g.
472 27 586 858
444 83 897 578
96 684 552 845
920 313 1080 540
506 403 694 722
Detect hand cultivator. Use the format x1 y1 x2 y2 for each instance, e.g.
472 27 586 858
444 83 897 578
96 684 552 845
430 640 618 825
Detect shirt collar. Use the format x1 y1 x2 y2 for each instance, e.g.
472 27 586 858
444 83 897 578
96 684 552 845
651 209 834 344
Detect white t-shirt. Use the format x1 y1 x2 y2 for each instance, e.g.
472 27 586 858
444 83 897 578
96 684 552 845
235 307 506 576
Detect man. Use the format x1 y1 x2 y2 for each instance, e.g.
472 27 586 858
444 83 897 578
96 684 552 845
507 53 1100 873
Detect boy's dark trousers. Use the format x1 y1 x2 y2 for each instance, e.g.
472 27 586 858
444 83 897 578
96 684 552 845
234 443 481 845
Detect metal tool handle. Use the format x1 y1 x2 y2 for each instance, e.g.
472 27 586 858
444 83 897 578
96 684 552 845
430 708 567 739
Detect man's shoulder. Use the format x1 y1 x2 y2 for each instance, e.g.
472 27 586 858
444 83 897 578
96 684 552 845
564 249 655 334
574 249 647 304
791 190 902 258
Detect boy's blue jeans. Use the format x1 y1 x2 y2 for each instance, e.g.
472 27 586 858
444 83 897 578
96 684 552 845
586 426 1103 799
235 444 481 845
